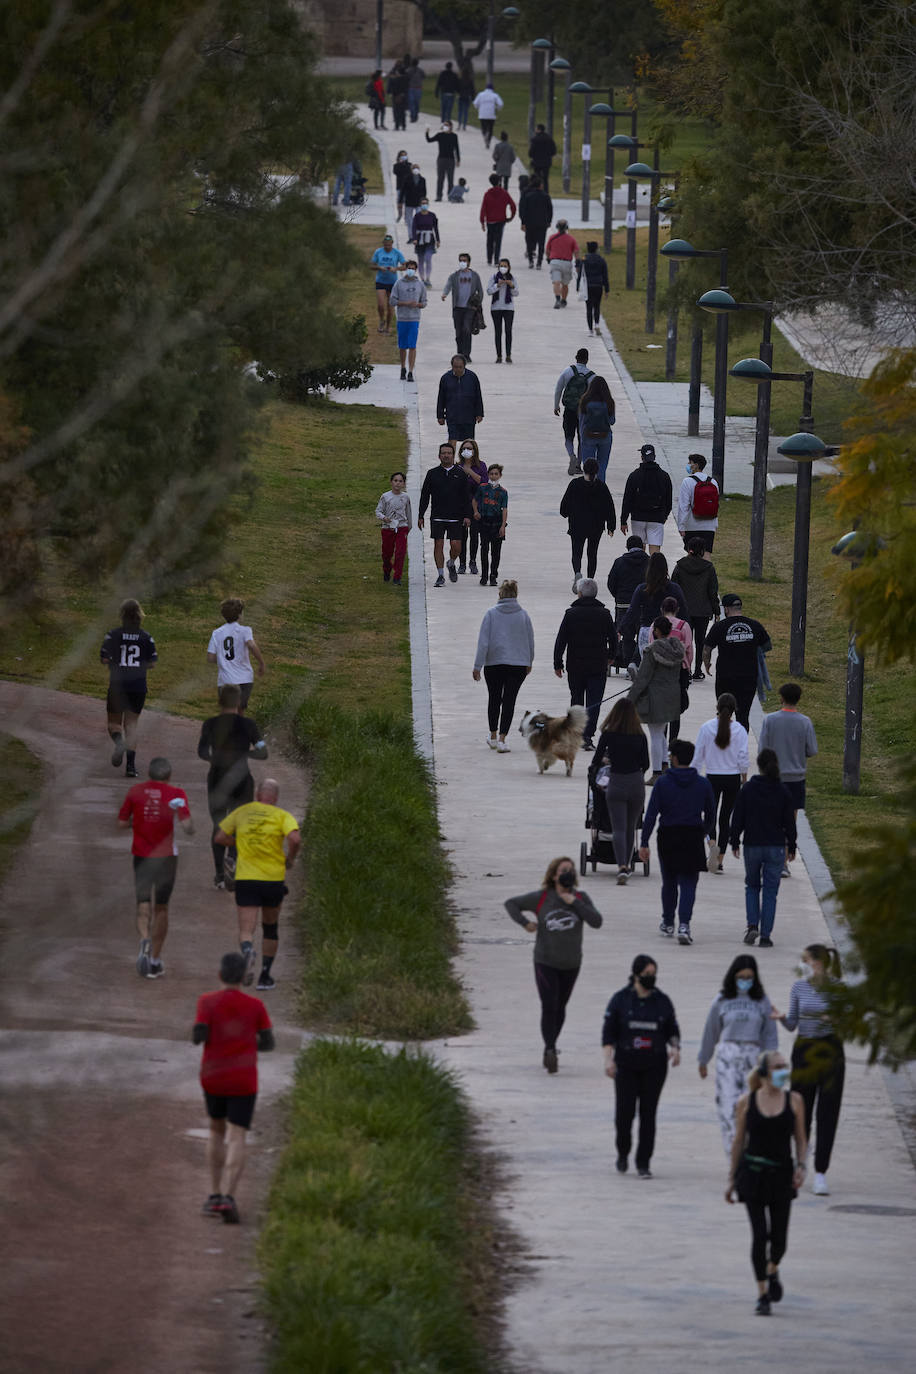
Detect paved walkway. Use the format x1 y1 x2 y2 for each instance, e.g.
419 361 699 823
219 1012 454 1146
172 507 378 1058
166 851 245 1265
340 114 916 1372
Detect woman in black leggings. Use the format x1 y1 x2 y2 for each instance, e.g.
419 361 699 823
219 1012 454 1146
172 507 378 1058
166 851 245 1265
506 857 603 1073
472 578 534 751
727 1049 807 1314
692 692 749 873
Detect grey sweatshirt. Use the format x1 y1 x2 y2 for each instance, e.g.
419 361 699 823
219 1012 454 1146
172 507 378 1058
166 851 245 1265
474 598 535 671
758 708 818 782
375 490 412 530
389 275 428 321
697 993 777 1066
505 887 603 969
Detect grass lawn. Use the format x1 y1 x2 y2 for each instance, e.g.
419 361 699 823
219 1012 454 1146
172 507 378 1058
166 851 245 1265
711 484 916 886
602 227 861 444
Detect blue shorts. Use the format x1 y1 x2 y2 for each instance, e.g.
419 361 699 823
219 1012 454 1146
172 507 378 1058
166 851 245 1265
397 320 420 349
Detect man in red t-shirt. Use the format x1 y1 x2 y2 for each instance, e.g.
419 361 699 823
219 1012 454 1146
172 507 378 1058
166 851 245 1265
117 757 193 979
194 951 274 1224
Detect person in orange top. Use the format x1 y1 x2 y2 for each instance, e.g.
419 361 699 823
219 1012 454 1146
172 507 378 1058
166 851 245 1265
479 174 517 265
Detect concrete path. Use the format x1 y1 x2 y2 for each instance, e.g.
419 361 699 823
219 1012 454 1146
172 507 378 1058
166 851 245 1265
352 115 916 1372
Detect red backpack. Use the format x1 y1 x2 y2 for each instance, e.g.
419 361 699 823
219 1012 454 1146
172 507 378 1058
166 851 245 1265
691 475 720 519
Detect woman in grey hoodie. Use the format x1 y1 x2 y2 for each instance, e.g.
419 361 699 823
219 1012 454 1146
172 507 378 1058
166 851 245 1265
627 616 686 775
472 578 534 751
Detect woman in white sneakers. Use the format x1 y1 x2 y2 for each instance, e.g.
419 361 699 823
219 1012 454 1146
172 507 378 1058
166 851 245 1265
472 578 534 752
693 692 749 872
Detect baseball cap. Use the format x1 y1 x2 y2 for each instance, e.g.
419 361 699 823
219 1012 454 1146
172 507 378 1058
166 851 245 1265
383 233 393 242
721 593 743 608
640 444 656 460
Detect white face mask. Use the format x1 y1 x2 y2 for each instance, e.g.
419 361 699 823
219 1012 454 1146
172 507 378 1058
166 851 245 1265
404 268 416 277
398 154 407 162
460 448 474 459
459 260 470 269
412 168 420 176
499 265 509 274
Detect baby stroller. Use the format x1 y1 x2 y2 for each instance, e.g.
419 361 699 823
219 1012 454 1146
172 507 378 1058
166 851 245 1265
580 763 650 877
349 172 368 206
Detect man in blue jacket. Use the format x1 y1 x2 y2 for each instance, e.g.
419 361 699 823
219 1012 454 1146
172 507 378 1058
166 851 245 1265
436 354 484 440
640 738 715 945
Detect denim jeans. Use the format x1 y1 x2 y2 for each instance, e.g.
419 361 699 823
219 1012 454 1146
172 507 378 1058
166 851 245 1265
743 844 785 936
408 88 422 121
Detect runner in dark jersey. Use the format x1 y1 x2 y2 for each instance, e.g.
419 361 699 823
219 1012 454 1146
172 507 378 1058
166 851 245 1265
100 597 157 777
194 951 274 1224
197 684 268 889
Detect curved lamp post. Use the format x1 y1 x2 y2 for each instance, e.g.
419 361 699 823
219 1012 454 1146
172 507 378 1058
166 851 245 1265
658 195 678 380
661 239 730 488
530 38 554 141
588 102 639 253
548 57 572 192
487 5 519 88
831 529 884 794
609 133 638 288
569 82 597 219
777 430 828 675
626 158 678 334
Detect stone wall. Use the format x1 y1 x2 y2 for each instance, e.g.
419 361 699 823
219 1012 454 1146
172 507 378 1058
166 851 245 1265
297 0 423 60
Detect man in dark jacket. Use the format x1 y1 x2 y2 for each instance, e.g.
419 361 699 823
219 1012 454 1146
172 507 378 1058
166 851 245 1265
425 122 461 200
519 175 553 269
559 459 616 589
436 354 484 440
418 441 472 587
435 61 460 122
398 163 428 239
672 537 720 679
703 593 772 730
620 444 673 554
640 738 715 944
607 535 650 663
553 578 617 749
529 123 558 191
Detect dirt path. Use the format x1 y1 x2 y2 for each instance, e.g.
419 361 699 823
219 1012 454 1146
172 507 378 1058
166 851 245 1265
0 682 308 1374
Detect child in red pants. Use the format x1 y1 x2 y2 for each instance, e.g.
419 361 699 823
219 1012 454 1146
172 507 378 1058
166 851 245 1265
375 471 413 584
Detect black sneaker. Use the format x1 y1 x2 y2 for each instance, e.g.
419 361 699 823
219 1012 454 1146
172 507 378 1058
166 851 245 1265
146 959 165 979
480 576 488 585
406 371 414 382
447 561 458 583
136 938 151 978
615 1156 628 1174
219 1195 240 1224
434 572 445 587
581 738 595 751
743 927 758 944
759 936 774 948
383 571 391 581
469 562 478 575
257 970 276 991
392 577 401 585
542 1047 558 1074
202 1193 224 1218
242 945 257 987
659 921 674 937
125 765 138 778
400 366 407 380
755 1294 771 1316
677 925 693 945
213 874 226 891
637 1165 653 1179
489 576 498 586
692 670 705 681
768 1272 783 1303
111 736 125 767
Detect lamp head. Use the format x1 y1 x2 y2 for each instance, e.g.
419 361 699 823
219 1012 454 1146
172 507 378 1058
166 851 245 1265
661 238 699 260
501 6 520 16
657 195 676 210
625 161 654 177
608 133 637 150
831 529 886 559
730 358 774 380
698 289 738 313
549 57 571 71
532 37 553 49
589 102 613 116
569 81 594 93
776 432 827 461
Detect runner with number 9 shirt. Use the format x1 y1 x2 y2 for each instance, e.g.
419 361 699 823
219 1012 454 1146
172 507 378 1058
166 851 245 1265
207 597 266 712
100 598 157 778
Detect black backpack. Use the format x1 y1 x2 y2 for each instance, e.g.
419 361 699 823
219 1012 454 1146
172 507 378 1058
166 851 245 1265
561 367 594 411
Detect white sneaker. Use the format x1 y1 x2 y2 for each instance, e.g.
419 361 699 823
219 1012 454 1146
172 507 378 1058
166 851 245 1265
677 925 693 945
496 740 510 753
485 736 498 749
813 1172 830 1196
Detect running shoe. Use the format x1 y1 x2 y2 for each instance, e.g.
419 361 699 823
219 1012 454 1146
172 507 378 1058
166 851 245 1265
447 560 458 582
616 869 629 886
743 927 759 945
659 922 674 937
813 1172 830 1195
637 1165 653 1179
213 874 226 891
136 938 151 978
257 970 276 991
400 366 407 380
542 1047 558 1074
759 937 773 948
485 737 498 749
496 740 510 753
677 925 693 945
406 371 414 382
242 945 257 987
768 1272 783 1303
223 851 236 893
469 562 478 575
146 960 165 979
125 765 138 778
489 576 498 586
202 1193 224 1218
434 573 445 587
615 1156 628 1174
111 736 125 767
219 1195 240 1224
755 1294 771 1316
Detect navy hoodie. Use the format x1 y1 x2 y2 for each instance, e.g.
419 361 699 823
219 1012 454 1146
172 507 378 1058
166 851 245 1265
729 774 798 851
641 766 715 844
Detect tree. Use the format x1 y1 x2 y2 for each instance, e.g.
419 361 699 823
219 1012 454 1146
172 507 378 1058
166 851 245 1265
403 2 489 67
648 0 916 329
0 0 370 602
516 0 669 87
823 347 916 1065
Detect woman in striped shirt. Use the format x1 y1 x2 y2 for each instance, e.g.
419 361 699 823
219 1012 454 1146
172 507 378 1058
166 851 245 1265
772 944 845 1196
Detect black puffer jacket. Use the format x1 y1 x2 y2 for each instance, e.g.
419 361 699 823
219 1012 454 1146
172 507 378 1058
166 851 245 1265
553 597 616 674
672 552 720 617
559 476 616 536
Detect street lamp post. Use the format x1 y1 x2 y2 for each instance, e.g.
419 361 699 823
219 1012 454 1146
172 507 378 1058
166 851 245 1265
590 101 638 254
569 82 596 220
375 0 383 69
608 132 640 289
549 57 572 192
487 4 519 89
625 155 678 334
660 239 730 490
831 529 882 795
777 425 825 676
657 195 678 380
530 39 553 142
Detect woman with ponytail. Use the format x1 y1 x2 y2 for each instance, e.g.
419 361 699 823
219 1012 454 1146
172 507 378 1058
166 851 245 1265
729 749 797 946
692 692 749 873
771 944 845 1196
726 1049 807 1315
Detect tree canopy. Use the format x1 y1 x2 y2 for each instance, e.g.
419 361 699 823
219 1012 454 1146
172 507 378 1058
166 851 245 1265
0 0 370 603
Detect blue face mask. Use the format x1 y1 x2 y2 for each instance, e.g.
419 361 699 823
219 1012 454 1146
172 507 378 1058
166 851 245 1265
736 977 753 994
685 462 694 474
404 268 417 278
771 1067 791 1089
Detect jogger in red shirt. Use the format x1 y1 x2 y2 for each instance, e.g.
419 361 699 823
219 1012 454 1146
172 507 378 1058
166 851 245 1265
117 756 192 978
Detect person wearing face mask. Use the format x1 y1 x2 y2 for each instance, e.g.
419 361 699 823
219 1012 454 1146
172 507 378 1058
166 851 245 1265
425 122 461 200
441 255 484 362
677 452 720 553
393 150 412 210
505 856 603 1074
455 439 489 572
698 956 778 1155
472 463 508 585
388 259 427 381
408 199 440 286
602 954 680 1178
726 1049 807 1315
771 944 845 1197
486 258 518 363
397 163 428 240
